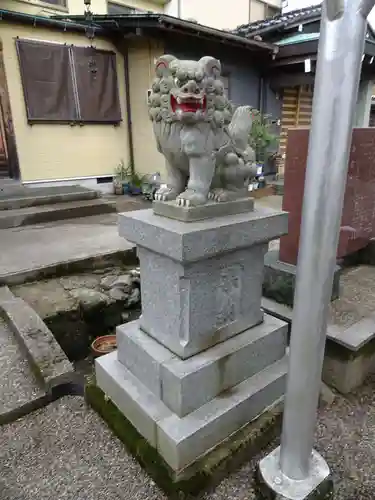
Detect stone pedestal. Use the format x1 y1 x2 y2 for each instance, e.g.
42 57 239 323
96 205 289 479
263 250 341 307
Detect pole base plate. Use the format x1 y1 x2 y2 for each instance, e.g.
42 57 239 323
257 447 333 499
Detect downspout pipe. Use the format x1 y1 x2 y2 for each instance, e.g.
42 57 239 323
123 46 135 177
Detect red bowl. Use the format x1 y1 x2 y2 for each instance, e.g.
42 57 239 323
91 335 117 357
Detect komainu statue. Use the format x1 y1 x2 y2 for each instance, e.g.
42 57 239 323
148 55 258 207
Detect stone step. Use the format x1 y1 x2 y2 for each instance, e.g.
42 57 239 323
0 198 116 229
117 315 288 417
269 180 284 196
0 286 75 424
0 179 25 195
0 286 75 390
0 185 99 211
96 351 287 473
0 316 48 424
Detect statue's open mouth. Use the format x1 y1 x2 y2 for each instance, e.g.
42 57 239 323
171 94 207 114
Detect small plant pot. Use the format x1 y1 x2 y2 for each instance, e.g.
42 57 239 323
91 335 117 357
122 182 132 195
129 185 142 196
113 182 123 195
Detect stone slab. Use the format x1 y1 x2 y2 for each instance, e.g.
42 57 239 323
0 185 98 211
138 244 266 358
0 287 74 390
0 220 136 286
153 197 254 222
263 295 375 394
96 349 287 473
262 295 375 352
0 198 116 230
0 316 48 424
157 357 287 472
322 339 375 394
263 250 341 307
117 315 287 417
95 351 172 447
119 206 288 263
117 321 176 399
262 297 293 323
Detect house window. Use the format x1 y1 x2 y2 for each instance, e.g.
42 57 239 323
16 39 122 124
40 0 67 6
107 2 145 14
221 75 230 98
265 5 280 18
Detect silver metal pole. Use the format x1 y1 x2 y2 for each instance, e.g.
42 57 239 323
259 0 375 496
280 0 375 481
279 0 374 480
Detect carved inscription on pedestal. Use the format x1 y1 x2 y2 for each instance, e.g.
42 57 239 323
215 266 242 328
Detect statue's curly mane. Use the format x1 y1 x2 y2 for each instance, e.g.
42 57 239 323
147 56 234 129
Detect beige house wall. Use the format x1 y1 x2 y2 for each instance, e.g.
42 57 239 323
0 22 130 182
67 0 165 15
1 0 165 16
166 0 282 29
172 0 251 30
127 39 166 178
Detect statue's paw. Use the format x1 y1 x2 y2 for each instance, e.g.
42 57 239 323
176 189 207 207
209 189 239 202
154 186 179 202
209 188 228 202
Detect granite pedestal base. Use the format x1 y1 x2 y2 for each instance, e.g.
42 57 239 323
96 315 288 475
96 206 289 478
263 250 341 307
119 207 288 359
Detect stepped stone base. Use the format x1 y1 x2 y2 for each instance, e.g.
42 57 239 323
96 314 288 476
96 206 290 482
263 250 341 307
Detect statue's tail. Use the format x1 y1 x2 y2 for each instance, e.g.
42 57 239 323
228 106 253 152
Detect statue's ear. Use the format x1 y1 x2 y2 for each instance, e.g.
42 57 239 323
155 55 177 77
198 56 221 78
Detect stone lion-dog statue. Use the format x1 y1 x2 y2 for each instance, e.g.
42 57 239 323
147 55 258 207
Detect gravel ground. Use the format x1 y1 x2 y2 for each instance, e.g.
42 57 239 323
0 318 45 419
1 375 375 500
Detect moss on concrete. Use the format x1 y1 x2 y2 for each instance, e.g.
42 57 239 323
85 381 284 498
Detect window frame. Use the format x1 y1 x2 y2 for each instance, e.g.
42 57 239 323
265 4 280 18
107 1 145 14
221 74 230 100
39 0 68 7
16 38 122 126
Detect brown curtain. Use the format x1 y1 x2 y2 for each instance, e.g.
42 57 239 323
16 39 77 122
72 46 122 123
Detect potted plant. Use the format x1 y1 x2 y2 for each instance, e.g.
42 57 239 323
113 160 129 195
249 110 279 179
129 171 144 196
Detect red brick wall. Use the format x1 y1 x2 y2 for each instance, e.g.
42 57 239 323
279 128 375 265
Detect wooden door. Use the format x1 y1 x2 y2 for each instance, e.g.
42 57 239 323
0 43 19 179
277 85 313 177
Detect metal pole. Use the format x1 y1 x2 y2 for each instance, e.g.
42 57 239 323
259 0 375 496
279 0 374 480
